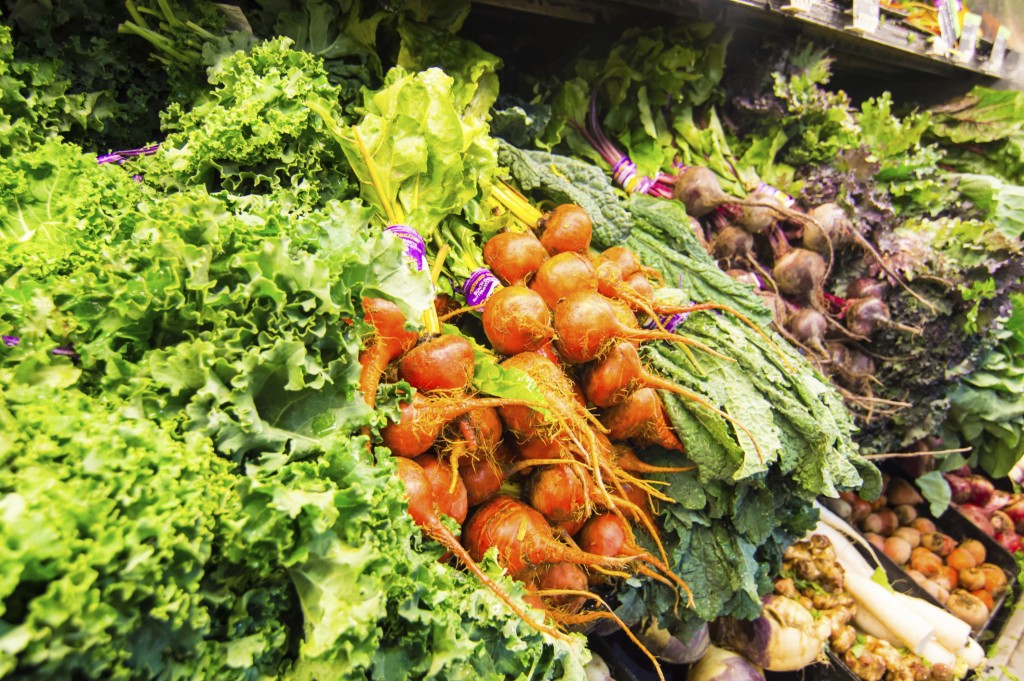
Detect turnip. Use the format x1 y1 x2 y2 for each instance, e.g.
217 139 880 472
482 285 555 356
484 231 549 286
717 594 831 671
538 204 592 255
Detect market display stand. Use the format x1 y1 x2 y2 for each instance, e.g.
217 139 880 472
474 0 1018 85
986 590 1024 681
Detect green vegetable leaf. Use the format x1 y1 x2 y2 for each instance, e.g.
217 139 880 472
916 470 952 518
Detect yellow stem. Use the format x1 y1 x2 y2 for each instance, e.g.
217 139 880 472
352 126 402 226
491 181 544 229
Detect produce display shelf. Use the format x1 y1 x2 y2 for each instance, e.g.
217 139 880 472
473 0 1018 81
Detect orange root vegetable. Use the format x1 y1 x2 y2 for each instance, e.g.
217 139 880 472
358 298 418 409
482 285 555 356
538 204 593 255
529 464 591 524
415 453 468 525
959 539 986 565
612 442 694 475
958 567 986 592
398 334 476 392
464 496 636 575
530 252 599 309
978 563 1008 595
946 547 978 572
532 339 563 367
577 512 693 607
600 388 685 452
461 451 508 507
484 231 549 286
600 246 653 279
583 341 764 462
393 458 568 641
625 271 654 300
553 291 731 364
921 532 957 557
382 394 536 459
528 562 590 611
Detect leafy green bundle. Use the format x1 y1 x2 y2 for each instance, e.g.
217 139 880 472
0 29 588 679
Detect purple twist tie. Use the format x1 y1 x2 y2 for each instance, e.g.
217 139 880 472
385 225 429 272
462 268 503 307
2 335 78 358
97 144 160 165
643 313 688 334
755 182 796 208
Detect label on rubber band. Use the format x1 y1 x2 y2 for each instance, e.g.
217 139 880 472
463 268 503 307
385 224 428 272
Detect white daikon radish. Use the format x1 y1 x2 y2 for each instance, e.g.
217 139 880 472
918 640 957 668
852 604 902 646
811 522 874 578
845 572 935 654
957 637 986 670
893 591 971 652
814 502 883 572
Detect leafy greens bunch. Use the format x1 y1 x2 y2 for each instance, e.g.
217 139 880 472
0 23 588 680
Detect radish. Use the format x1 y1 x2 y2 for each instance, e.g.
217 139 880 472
484 231 549 286
414 453 468 525
358 298 418 409
398 334 475 392
582 341 763 461
538 204 592 255
552 291 729 364
482 285 555 356
382 394 534 458
464 496 636 575
845 297 921 337
392 457 568 640
577 512 693 606
600 388 684 452
530 252 598 309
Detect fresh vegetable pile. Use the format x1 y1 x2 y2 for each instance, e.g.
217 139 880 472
501 27 1024 457
8 0 1024 678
